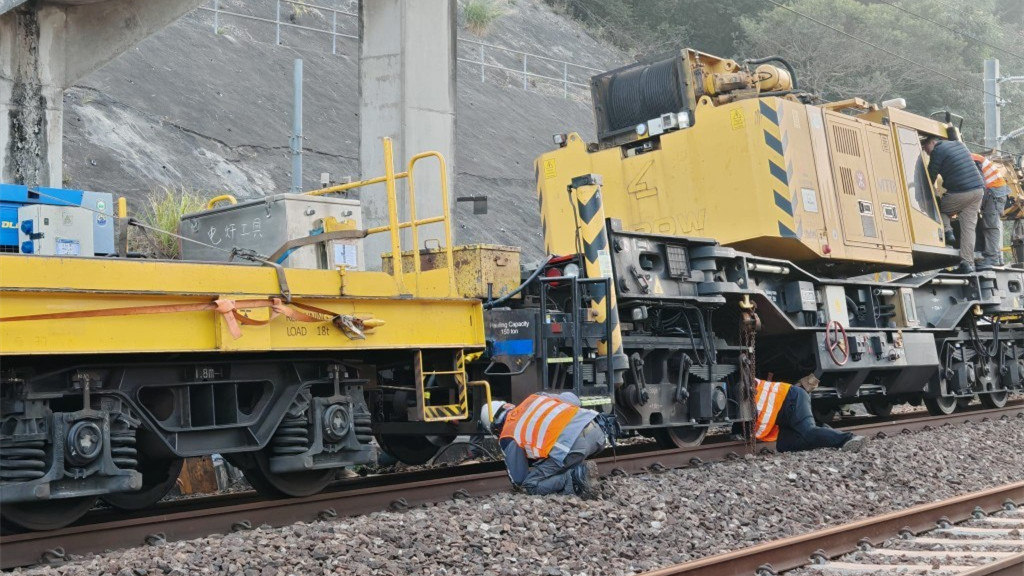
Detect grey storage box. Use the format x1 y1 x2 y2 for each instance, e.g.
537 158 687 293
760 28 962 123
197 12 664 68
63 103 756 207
18 205 95 257
180 194 363 270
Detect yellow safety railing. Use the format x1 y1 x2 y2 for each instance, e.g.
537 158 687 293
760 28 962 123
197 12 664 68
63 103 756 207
303 137 456 295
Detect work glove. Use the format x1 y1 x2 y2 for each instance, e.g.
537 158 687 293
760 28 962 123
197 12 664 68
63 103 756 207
796 374 820 393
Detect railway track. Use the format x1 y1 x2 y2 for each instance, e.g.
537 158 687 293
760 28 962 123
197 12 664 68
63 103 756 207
2 402 1023 570
641 481 1024 575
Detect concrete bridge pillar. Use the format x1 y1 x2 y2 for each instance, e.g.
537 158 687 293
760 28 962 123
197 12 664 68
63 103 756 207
0 0 206 187
359 0 457 268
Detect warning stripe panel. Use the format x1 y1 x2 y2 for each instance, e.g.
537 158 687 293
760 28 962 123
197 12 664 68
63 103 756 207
760 99 796 238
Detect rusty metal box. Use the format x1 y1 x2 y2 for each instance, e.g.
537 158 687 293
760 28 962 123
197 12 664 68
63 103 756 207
382 244 521 300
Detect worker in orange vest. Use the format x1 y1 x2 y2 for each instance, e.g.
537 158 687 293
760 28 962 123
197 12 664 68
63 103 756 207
751 376 865 453
481 392 606 497
972 153 1011 270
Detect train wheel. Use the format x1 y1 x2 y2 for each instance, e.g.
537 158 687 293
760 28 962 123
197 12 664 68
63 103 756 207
652 426 706 449
241 451 334 499
375 434 448 465
863 398 893 418
103 458 184 510
980 391 1009 409
924 396 958 416
1 496 98 531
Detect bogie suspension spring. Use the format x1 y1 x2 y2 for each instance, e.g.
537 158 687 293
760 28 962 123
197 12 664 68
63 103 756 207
271 413 311 456
0 439 46 481
109 414 138 470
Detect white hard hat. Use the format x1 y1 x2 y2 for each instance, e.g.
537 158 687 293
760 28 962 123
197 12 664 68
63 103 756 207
480 400 511 435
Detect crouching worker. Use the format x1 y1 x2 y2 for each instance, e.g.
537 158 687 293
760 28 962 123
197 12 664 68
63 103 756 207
481 392 606 498
750 376 865 453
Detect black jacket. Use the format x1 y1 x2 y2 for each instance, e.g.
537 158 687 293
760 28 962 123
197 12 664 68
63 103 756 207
927 140 984 193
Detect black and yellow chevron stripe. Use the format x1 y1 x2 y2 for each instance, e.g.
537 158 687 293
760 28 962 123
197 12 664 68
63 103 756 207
535 160 551 254
424 404 464 421
760 100 797 239
574 183 624 359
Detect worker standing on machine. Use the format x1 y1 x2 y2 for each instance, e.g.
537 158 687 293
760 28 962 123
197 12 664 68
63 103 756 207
972 153 1011 270
481 392 606 498
922 136 986 274
745 376 866 453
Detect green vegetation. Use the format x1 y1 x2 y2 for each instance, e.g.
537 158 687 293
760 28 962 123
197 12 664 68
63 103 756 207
551 0 1024 155
465 0 505 36
129 186 208 259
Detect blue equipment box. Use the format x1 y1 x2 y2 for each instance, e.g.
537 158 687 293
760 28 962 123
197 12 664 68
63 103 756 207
0 184 115 254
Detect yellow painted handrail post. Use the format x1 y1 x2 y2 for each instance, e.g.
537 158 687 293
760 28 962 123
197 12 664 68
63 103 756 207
436 152 456 296
468 380 493 424
383 137 405 292
303 175 393 197
408 151 457 296
407 158 423 294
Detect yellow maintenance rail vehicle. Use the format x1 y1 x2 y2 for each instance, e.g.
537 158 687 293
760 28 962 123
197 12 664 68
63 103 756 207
540 49 971 274
478 49 1024 445
0 140 501 531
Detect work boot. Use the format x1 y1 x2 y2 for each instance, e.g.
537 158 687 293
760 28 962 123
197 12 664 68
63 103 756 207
841 435 866 453
944 230 957 246
570 461 599 499
951 262 975 274
977 256 1002 271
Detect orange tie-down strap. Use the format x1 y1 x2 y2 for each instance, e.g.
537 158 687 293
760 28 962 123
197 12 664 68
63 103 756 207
0 298 378 340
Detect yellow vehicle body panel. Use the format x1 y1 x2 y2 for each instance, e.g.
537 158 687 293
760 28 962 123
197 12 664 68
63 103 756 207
0 255 484 355
537 97 954 273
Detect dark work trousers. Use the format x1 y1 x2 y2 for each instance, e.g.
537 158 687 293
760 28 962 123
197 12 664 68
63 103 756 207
775 386 853 453
521 421 606 496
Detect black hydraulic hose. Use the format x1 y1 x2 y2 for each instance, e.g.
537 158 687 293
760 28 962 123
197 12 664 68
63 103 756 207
745 56 799 90
483 255 554 310
759 90 803 97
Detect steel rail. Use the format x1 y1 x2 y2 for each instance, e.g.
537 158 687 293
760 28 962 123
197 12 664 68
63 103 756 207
3 403 1023 569
641 481 1024 576
960 553 1024 576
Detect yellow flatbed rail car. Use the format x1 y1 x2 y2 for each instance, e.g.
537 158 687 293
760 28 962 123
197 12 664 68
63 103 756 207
0 255 483 355
0 138 494 531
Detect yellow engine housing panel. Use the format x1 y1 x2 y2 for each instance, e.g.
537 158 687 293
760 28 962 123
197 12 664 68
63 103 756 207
538 97 954 274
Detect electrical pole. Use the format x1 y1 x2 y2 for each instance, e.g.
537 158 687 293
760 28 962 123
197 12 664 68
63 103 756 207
984 59 1000 150
291 58 303 193
985 58 1024 151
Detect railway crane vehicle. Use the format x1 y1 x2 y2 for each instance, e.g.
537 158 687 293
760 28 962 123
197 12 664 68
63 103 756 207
480 48 1024 443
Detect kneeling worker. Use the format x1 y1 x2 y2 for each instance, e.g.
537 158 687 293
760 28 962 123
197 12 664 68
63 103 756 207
752 376 865 453
481 392 606 497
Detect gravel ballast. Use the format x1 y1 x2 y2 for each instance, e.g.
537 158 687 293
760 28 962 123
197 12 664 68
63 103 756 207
12 417 1024 576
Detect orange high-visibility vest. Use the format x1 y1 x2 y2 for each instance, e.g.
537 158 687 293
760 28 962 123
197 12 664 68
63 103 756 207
499 393 579 459
754 379 791 442
972 153 1008 189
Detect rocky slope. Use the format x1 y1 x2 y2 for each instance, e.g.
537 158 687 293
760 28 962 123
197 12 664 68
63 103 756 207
62 0 625 259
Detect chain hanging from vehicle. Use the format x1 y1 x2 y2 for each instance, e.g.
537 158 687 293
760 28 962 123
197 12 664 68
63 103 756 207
739 295 761 451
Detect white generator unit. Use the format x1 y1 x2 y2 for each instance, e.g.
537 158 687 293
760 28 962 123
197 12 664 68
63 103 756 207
180 194 363 270
18 205 95 257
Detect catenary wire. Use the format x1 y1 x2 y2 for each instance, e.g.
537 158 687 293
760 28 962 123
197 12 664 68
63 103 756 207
876 0 1024 64
929 0 1024 44
760 0 1001 100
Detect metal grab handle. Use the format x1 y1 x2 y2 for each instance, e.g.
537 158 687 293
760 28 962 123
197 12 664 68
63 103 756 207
206 194 238 210
483 358 534 376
